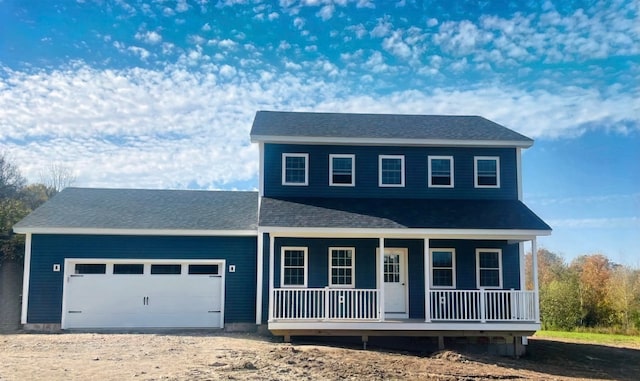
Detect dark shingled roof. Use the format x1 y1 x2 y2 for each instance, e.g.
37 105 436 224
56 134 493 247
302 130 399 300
250 111 533 145
14 188 259 232
259 197 551 231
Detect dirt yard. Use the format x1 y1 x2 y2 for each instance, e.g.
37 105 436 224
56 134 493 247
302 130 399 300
1 332 639 380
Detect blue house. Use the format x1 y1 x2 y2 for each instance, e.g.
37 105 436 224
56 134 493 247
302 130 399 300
14 111 550 352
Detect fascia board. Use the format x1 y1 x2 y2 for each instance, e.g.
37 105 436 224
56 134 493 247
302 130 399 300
12 227 258 236
250 135 533 148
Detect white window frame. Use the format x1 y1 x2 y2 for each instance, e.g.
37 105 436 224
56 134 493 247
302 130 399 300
329 154 355 187
476 249 503 289
428 155 454 188
429 248 456 289
378 155 405 187
328 247 355 288
282 153 309 186
474 156 500 188
280 246 308 288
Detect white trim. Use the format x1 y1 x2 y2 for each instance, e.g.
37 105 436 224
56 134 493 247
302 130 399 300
378 238 385 321
259 142 265 197
378 155 405 187
255 232 264 324
423 238 431 323
329 154 355 187
268 234 275 322
12 228 258 236
280 246 308 288
532 238 540 323
20 233 32 324
328 247 355 288
282 153 309 186
516 148 523 200
250 135 534 148
429 248 456 289
262 226 551 239
428 155 454 188
268 321 541 332
474 156 501 188
518 241 525 291
476 249 503 289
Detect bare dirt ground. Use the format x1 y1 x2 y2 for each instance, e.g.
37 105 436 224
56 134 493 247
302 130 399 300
1 332 639 381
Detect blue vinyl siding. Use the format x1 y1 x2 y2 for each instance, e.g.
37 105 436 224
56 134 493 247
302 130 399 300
263 144 518 199
267 237 520 320
27 234 257 324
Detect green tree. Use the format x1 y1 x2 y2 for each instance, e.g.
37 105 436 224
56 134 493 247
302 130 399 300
607 266 640 331
571 254 614 327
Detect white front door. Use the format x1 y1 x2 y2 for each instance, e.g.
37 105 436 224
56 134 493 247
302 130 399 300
383 248 408 318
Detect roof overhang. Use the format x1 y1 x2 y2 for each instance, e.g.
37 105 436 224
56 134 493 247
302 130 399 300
250 135 534 148
259 226 551 241
13 227 258 236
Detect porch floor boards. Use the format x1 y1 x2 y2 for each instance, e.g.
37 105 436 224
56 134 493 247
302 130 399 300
268 318 540 336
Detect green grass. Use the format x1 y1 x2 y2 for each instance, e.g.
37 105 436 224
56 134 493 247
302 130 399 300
535 330 640 348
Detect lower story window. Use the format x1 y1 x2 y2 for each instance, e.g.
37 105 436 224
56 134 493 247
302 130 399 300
281 247 308 287
329 247 355 287
430 249 455 288
476 249 502 288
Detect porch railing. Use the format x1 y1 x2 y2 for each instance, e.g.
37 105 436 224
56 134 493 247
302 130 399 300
271 288 537 322
272 288 380 320
429 289 537 322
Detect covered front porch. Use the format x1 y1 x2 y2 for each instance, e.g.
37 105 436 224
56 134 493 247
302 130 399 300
259 233 545 334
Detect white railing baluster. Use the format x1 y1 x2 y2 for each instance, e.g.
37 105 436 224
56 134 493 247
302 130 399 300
271 288 537 323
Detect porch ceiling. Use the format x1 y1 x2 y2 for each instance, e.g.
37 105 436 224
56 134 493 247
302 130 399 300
259 197 551 233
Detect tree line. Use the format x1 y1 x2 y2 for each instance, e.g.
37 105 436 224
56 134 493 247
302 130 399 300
0 153 75 263
526 249 640 333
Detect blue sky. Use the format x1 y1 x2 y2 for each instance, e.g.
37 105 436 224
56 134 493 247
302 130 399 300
0 0 638 265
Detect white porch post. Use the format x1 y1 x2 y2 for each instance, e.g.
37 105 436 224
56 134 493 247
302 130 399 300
255 231 264 325
268 234 275 322
378 237 385 321
532 238 540 323
424 238 431 322
20 233 32 324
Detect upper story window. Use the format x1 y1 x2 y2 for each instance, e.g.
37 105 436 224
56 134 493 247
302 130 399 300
430 249 456 288
378 155 405 187
282 153 309 186
329 154 355 186
329 247 355 288
474 156 500 188
281 247 308 287
428 156 454 188
476 249 502 289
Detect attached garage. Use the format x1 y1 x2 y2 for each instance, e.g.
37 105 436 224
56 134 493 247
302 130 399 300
62 259 225 329
13 188 259 331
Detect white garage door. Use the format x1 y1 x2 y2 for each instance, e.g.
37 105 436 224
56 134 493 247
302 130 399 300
61 259 225 329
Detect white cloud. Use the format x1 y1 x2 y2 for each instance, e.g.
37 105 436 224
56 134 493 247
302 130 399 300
547 217 640 229
0 56 637 190
218 39 238 49
316 4 334 20
127 46 151 60
346 23 367 39
370 16 392 38
175 0 189 13
293 17 305 29
135 31 162 44
268 12 279 20
202 23 212 31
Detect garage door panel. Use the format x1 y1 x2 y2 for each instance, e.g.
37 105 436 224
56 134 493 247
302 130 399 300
62 260 224 329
